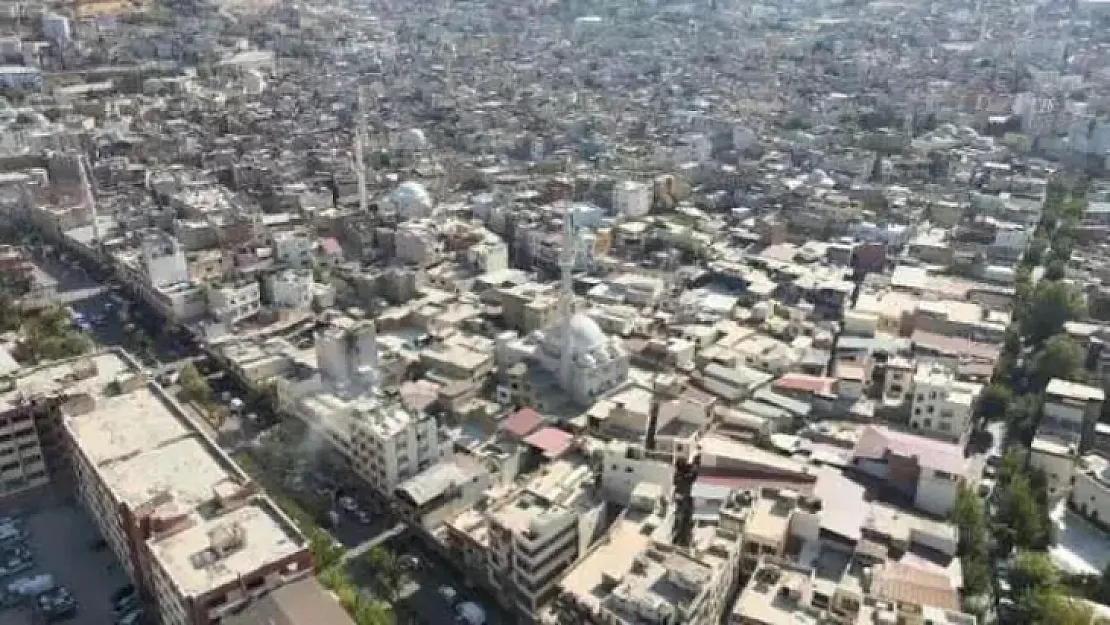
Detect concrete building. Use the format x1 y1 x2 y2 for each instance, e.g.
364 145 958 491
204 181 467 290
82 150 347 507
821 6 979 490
2 351 312 625
348 404 449 494
731 557 976 625
273 230 315 269
612 180 652 218
850 426 968 517
395 220 441 266
909 363 982 443
141 231 190 289
1070 453 1110 527
315 316 379 395
207 280 261 325
1030 433 1079 500
266 269 314 310
485 461 606 621
1041 378 1105 451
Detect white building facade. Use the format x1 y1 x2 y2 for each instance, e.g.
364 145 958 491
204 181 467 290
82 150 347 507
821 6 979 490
207 280 261 324
266 269 314 310
612 180 652 218
910 363 982 443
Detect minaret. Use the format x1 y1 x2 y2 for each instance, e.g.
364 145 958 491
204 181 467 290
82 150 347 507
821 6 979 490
78 155 98 244
354 87 369 214
558 208 576 392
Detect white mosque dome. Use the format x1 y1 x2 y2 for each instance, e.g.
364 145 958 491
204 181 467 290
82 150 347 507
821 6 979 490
398 128 428 152
567 314 607 354
389 181 433 217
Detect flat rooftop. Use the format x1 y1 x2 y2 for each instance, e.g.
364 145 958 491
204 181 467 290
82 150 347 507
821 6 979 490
33 350 306 600
558 513 655 614
150 502 304 598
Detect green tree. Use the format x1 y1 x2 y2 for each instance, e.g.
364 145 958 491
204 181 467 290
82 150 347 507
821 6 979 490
1010 551 1059 596
178 362 212 405
308 527 345 571
951 484 991 596
999 473 1050 551
977 383 1012 421
1023 280 1086 345
352 598 394 625
364 546 407 603
1029 335 1084 390
1040 592 1095 625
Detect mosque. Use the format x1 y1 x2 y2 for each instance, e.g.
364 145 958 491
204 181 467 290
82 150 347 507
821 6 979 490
496 214 629 405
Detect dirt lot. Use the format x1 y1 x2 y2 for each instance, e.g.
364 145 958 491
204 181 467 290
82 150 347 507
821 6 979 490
0 491 130 625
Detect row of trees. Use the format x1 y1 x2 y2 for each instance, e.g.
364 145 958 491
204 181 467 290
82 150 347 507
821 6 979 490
9 305 92 364
955 179 1095 617
235 447 402 625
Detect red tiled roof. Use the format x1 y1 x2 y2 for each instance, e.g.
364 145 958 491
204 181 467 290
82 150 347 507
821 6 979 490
502 407 544 438
911 329 1000 363
774 374 836 395
523 427 574 459
871 561 960 611
852 426 968 475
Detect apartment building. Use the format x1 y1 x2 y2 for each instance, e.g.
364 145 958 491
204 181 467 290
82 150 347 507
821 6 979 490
1070 453 1110 527
909 363 982 443
0 367 69 500
272 230 315 269
207 280 261 324
1 351 313 625
850 426 968 517
732 558 976 625
482 460 606 622
348 405 450 494
1040 378 1105 451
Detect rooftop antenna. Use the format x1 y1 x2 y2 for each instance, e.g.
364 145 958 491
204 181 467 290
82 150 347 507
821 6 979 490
354 86 369 213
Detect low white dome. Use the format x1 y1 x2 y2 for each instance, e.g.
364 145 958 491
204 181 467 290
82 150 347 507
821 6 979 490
398 128 427 152
389 181 433 217
567 314 606 354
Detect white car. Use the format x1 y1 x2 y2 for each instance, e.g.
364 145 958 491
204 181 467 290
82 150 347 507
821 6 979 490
438 585 458 605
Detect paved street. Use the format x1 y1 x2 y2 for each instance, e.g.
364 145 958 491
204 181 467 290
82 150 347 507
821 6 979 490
347 528 514 625
21 250 511 624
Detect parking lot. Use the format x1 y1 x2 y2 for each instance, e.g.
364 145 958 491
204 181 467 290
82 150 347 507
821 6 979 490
0 494 130 625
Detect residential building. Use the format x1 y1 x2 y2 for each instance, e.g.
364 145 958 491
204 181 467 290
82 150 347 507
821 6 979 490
273 230 315 269
393 455 492 528
141 231 190 289
730 558 976 625
1071 453 1110 527
850 426 968 517
2 351 312 625
909 363 982 443
348 404 449 494
266 269 314 310
611 180 652 218
207 280 261 324
485 460 606 621
1041 378 1106 451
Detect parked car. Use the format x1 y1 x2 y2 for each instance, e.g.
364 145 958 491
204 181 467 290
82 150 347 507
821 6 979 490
438 585 458 606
